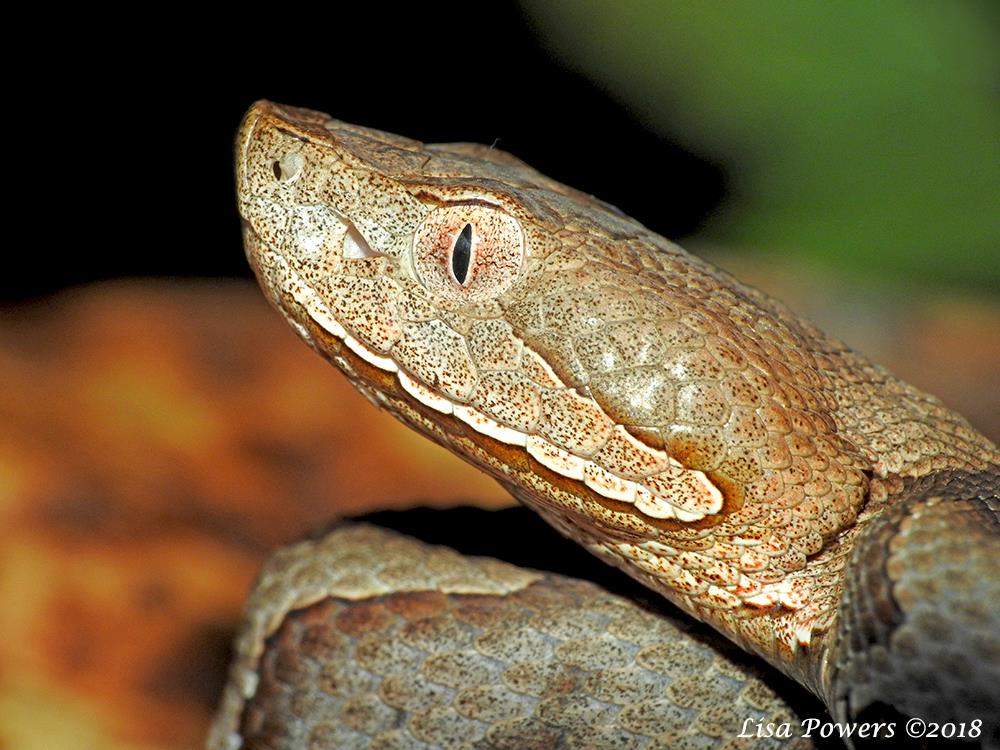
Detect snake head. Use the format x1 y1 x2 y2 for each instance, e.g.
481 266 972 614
235 100 755 522
236 100 879 672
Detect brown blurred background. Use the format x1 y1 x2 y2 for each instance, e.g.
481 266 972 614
3 3 997 748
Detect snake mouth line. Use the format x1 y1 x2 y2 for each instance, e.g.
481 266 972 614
246 229 725 526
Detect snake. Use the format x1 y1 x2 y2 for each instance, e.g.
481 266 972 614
208 100 1000 749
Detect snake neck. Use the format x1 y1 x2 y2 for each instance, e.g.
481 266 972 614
512 464 1000 735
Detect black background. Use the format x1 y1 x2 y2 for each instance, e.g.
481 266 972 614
11 5 725 302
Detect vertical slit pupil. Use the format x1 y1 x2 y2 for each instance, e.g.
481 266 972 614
452 224 473 284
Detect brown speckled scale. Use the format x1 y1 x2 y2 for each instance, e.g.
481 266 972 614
211 101 1000 748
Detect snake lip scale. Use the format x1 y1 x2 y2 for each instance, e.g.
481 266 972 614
211 100 1000 749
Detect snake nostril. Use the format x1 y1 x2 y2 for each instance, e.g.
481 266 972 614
272 153 304 184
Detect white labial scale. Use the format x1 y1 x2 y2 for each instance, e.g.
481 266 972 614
344 336 398 372
634 484 679 520
304 297 348 339
286 264 396 374
615 425 684 473
526 435 586 480
583 462 638 503
632 472 722 522
271 248 349 340
293 275 399 377
671 506 705 523
453 404 528 447
398 369 454 415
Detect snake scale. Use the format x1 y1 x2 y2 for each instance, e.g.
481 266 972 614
209 101 1000 749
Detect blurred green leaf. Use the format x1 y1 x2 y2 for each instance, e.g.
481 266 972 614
523 0 1000 290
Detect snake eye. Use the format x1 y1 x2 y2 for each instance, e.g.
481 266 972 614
451 224 473 284
413 204 525 302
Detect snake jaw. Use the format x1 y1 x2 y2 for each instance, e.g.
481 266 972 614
237 102 737 530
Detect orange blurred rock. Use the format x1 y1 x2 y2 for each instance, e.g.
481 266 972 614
0 281 508 749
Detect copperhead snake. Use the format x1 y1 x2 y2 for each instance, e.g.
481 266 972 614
208 101 1000 749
